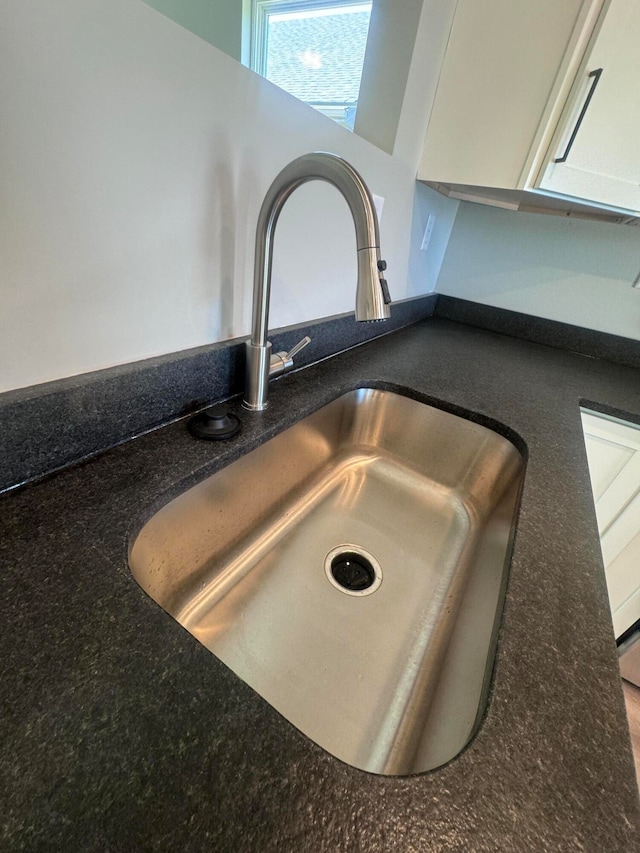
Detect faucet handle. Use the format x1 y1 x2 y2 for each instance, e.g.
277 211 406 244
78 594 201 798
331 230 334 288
284 336 311 361
270 335 311 378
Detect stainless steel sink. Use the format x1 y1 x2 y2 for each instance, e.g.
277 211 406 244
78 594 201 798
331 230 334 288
129 388 524 775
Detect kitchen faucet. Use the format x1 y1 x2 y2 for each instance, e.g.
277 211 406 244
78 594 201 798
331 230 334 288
243 152 391 411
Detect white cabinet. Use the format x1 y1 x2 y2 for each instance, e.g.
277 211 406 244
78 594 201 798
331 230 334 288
418 0 640 220
539 0 640 213
581 410 640 638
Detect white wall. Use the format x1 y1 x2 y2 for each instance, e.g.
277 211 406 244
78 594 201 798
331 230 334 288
0 0 456 394
437 201 640 340
9 1 637 397
140 0 244 60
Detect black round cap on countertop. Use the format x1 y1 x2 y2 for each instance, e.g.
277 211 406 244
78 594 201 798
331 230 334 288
188 405 241 441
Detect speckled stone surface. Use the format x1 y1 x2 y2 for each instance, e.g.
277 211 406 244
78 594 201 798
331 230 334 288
436 295 640 369
0 295 436 493
1 318 640 851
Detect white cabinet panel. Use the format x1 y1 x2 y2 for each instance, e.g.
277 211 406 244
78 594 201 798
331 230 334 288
581 409 640 637
608 529 640 637
583 435 633 504
418 0 592 190
601 489 640 566
419 0 640 219
538 0 640 213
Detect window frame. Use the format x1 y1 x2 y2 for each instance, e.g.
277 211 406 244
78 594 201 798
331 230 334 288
248 0 372 124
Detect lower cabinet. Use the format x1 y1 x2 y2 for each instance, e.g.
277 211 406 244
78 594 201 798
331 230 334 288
581 409 640 637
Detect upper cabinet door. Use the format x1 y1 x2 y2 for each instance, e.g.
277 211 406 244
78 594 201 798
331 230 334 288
418 0 591 190
418 0 640 220
537 0 640 214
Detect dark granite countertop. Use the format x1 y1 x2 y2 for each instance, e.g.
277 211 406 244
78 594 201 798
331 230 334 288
2 318 640 852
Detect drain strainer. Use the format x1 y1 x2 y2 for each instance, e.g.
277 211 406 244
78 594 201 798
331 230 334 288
324 545 382 597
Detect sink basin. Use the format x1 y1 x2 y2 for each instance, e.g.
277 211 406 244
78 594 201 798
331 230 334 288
129 388 524 775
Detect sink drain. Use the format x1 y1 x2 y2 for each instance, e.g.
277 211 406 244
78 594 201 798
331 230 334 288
324 545 382 597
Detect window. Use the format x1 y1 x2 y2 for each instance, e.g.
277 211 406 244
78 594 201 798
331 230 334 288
249 0 373 129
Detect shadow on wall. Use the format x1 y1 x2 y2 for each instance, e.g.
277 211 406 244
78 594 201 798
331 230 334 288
407 181 460 296
203 134 262 341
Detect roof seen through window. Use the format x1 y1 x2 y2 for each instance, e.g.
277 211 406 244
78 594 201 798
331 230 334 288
265 4 372 109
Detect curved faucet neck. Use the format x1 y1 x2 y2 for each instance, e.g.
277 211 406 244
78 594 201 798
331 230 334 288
250 152 388 347
244 152 391 411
